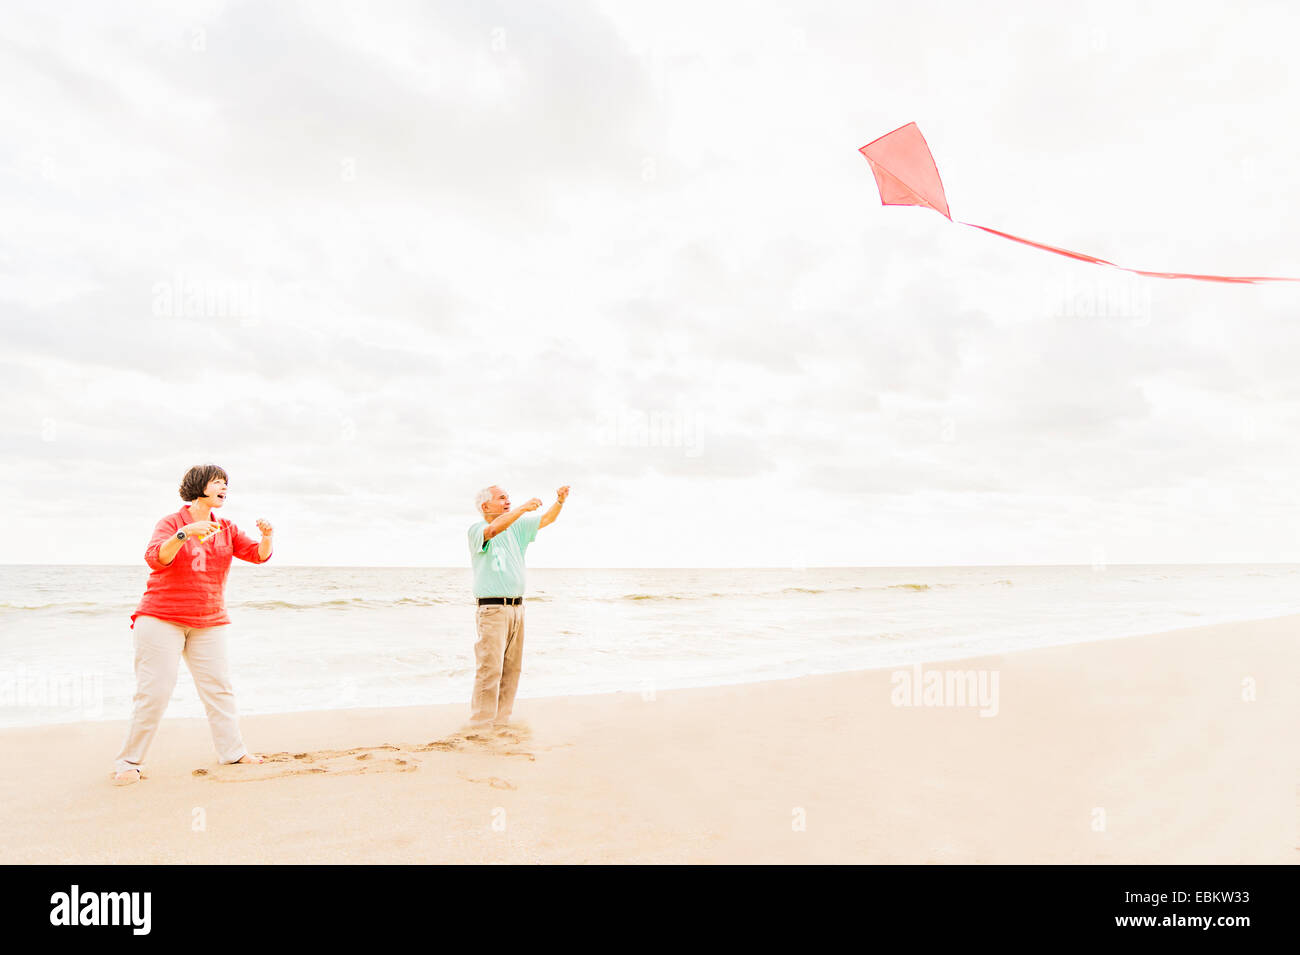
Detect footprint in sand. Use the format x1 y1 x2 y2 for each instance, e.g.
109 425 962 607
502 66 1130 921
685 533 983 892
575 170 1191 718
419 729 537 760
412 738 465 753
198 743 418 782
195 733 539 782
458 772 517 790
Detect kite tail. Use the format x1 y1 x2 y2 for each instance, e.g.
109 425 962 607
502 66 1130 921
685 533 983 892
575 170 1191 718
959 222 1300 285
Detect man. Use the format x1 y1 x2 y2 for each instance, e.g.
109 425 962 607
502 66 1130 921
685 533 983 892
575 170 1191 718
467 484 570 729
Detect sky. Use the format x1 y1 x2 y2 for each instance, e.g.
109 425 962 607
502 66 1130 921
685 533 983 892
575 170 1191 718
2 0 1299 567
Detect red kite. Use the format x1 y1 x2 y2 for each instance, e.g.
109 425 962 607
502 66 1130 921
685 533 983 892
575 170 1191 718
860 122 1299 284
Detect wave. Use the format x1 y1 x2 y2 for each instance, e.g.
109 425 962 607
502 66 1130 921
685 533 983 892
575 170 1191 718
615 582 945 601
2 578 1004 614
239 598 361 611
781 585 867 595
236 596 452 611
0 601 129 613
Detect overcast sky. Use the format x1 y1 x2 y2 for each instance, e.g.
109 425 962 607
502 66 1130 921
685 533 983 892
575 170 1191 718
2 0 1298 567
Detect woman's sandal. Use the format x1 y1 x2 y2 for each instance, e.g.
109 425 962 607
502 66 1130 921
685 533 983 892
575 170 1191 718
111 768 142 786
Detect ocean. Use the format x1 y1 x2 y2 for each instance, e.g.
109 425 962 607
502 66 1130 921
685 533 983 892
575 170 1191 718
1 563 1297 728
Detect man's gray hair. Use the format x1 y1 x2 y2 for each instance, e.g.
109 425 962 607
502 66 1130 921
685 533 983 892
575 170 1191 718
474 486 497 514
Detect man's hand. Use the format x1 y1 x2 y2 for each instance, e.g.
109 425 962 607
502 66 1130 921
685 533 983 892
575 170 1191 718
522 498 543 512
540 486 570 529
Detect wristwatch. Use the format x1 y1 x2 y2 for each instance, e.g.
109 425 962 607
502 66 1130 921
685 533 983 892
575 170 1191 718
175 530 187 541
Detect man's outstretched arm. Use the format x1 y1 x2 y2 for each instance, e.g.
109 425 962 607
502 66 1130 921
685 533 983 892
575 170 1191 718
539 485 571 529
484 498 542 542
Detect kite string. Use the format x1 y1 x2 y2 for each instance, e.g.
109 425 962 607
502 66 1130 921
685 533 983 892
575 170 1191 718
958 221 1300 285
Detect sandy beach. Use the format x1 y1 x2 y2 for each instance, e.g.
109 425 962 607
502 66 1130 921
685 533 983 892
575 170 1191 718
2 614 1295 864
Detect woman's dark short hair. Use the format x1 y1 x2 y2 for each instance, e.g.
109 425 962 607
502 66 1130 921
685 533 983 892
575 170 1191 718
179 464 229 502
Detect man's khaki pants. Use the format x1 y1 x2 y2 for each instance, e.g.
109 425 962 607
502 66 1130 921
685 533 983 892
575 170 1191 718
114 614 249 772
470 603 525 726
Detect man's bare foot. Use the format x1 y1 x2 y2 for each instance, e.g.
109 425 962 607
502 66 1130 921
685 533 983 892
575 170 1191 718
112 768 141 786
233 753 265 764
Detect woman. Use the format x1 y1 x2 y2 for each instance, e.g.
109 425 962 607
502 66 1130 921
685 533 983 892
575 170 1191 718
112 464 275 785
